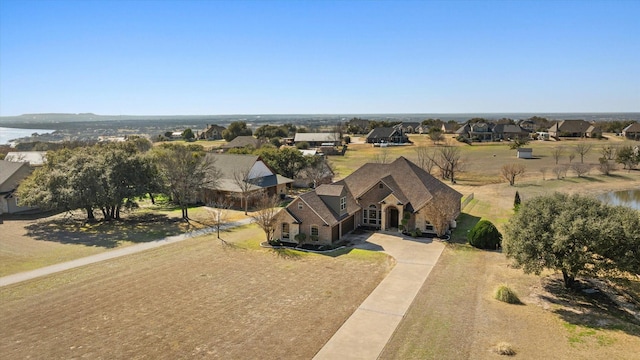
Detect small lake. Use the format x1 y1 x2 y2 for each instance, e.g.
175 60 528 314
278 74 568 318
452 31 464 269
0 127 56 145
599 190 640 210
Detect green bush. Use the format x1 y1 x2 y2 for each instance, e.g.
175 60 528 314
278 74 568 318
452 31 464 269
468 220 502 249
494 284 522 305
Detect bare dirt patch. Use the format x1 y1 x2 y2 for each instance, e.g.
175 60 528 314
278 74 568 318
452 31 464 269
0 225 392 359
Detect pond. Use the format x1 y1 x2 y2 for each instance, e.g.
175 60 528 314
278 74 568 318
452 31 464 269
599 189 640 210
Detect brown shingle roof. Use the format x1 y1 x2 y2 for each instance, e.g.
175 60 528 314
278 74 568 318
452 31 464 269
220 136 264 149
342 157 461 212
315 184 344 197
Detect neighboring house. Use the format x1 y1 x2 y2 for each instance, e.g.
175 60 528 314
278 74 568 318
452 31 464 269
547 120 601 138
199 154 293 207
219 136 265 152
456 122 495 142
0 160 35 214
273 157 462 245
517 119 536 132
400 122 422 134
441 122 458 134
517 148 533 159
5 151 47 167
492 124 531 140
199 124 226 140
365 125 410 144
622 122 640 140
293 133 341 147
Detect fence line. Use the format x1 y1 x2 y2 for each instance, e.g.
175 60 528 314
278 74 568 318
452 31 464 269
461 193 474 210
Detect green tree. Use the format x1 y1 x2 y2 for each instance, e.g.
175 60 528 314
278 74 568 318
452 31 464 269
222 121 252 142
182 128 195 141
513 191 521 211
616 145 640 170
503 193 640 288
428 128 444 145
468 220 502 249
154 144 220 220
257 147 309 179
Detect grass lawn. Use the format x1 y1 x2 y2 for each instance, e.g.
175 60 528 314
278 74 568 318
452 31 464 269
0 224 392 359
380 170 640 359
0 202 250 276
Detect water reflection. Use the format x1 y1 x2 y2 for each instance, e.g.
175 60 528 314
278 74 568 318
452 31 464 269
599 190 640 210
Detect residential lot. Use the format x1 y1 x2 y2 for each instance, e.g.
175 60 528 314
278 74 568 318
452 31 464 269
0 224 392 359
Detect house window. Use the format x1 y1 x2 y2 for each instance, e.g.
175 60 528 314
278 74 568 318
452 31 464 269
282 223 290 239
379 183 383 189
298 202 303 210
363 209 368 222
368 205 380 225
340 196 346 211
310 225 319 241
425 220 435 231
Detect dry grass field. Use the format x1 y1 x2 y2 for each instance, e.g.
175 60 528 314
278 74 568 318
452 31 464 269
0 204 247 276
380 169 640 359
1 134 639 359
0 224 392 359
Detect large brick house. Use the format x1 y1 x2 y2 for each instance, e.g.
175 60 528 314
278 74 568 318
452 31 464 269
198 124 226 140
622 122 640 140
273 157 462 245
548 120 601 138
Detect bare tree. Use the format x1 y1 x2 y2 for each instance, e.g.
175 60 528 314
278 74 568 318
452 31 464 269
600 145 617 160
420 189 460 237
571 163 591 177
373 148 390 164
598 158 616 176
568 152 576 163
414 146 435 174
539 167 548 180
233 167 255 215
501 163 527 186
551 146 564 165
552 165 568 179
574 142 592 164
428 128 444 145
207 197 230 240
427 142 464 184
305 157 333 188
250 194 282 243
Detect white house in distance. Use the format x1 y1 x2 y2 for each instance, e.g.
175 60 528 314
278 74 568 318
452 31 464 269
0 160 35 214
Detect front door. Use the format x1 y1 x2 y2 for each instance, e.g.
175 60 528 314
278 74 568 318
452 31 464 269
389 207 399 228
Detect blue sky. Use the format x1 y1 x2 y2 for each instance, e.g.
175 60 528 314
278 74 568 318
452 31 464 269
1 0 638 115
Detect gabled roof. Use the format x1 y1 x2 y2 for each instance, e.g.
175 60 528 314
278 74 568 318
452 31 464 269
293 133 340 143
0 160 30 191
623 122 640 132
220 136 263 149
549 120 594 133
342 157 461 212
298 186 358 226
206 153 261 179
493 124 529 134
5 151 47 166
442 123 457 131
365 127 400 139
315 184 344 197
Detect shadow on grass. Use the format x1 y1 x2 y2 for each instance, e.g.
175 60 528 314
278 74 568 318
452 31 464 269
24 213 195 248
540 277 640 337
450 213 482 244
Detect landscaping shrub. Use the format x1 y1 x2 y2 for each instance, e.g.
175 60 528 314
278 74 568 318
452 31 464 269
468 220 502 249
493 342 516 356
494 284 522 305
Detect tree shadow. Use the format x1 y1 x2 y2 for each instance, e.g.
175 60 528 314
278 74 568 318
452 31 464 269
539 277 640 337
24 213 192 248
450 213 482 244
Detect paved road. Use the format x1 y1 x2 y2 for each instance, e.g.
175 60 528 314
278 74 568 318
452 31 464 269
0 218 253 287
313 232 446 360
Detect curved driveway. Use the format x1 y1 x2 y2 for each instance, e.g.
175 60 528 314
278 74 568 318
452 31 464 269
314 232 445 360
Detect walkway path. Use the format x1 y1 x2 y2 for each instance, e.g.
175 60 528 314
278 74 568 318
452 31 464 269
0 218 253 287
314 232 445 360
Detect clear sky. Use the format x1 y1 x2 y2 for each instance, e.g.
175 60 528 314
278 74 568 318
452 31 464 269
0 0 638 116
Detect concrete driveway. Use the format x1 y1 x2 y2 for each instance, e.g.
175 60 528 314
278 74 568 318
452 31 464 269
314 231 445 360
